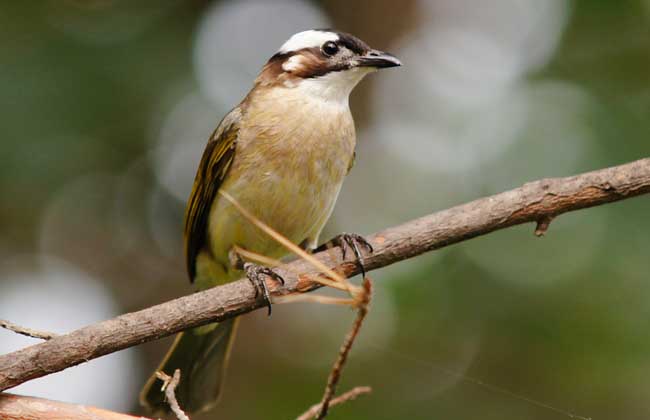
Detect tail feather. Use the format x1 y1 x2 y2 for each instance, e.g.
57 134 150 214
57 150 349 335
140 318 239 414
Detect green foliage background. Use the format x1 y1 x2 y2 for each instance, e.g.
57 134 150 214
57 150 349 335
0 1 649 419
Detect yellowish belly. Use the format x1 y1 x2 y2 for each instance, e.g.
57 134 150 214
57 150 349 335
208 164 343 263
207 135 353 272
203 87 356 281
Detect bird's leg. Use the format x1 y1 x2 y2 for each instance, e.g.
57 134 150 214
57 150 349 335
313 233 374 278
228 248 285 316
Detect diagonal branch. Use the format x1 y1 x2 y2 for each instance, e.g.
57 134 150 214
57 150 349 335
315 277 372 419
0 158 648 392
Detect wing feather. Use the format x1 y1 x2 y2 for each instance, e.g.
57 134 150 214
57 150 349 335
184 110 240 281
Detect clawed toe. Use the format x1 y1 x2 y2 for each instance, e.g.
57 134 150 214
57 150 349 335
243 263 284 316
338 233 373 261
319 233 374 278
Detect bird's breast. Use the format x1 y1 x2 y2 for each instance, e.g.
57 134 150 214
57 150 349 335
208 90 356 263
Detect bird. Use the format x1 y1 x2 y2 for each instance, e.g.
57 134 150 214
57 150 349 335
140 29 401 414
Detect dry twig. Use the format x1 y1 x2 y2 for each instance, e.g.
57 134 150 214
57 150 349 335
0 320 58 341
296 386 372 420
221 190 353 292
225 191 373 417
315 278 372 419
155 370 190 420
0 158 649 392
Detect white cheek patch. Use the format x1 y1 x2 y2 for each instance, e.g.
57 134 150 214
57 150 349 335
293 67 373 105
282 55 305 72
278 30 339 54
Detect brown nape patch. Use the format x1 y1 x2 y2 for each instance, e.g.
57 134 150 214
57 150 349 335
255 47 351 87
255 51 291 86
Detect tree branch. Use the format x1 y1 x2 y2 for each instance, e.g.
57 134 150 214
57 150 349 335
0 393 150 420
0 158 648 392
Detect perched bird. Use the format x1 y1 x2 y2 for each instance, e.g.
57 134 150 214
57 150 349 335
140 29 401 414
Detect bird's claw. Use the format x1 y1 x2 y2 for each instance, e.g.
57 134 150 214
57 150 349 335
323 233 374 278
243 263 285 316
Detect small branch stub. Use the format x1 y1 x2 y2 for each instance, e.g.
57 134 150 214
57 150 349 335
534 215 554 237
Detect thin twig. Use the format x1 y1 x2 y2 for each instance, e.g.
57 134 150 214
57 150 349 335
232 245 284 268
0 319 58 341
225 190 372 417
296 386 372 420
1 158 649 392
155 370 190 420
233 245 358 307
315 277 373 419
220 190 354 293
274 294 356 306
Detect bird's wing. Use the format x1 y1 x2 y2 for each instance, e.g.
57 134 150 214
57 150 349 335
184 109 241 282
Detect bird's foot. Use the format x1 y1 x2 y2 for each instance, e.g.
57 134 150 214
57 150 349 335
315 233 374 278
243 262 285 316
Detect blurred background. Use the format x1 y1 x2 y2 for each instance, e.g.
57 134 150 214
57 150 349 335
0 1 649 419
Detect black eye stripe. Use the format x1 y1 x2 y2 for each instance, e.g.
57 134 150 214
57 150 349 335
336 33 368 55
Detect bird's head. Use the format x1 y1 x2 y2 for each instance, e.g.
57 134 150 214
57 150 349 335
255 29 401 104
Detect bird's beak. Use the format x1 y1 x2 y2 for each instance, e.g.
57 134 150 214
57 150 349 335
356 49 402 69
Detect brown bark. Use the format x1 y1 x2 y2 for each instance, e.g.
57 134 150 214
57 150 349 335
0 393 149 420
0 158 648 393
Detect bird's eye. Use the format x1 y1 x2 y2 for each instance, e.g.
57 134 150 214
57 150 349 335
321 41 339 56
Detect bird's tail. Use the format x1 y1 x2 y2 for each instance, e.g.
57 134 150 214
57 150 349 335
139 318 239 414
